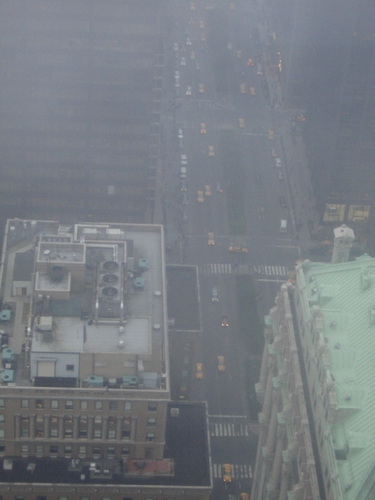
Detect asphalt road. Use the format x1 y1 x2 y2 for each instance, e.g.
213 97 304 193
162 0 302 498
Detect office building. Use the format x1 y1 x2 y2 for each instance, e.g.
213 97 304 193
0 219 211 499
0 1 164 227
252 251 375 499
273 0 375 234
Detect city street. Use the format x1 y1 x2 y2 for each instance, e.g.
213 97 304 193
160 0 314 498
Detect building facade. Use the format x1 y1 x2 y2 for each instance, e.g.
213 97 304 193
253 252 375 499
0 219 212 499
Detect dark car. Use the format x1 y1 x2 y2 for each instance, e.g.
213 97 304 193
221 314 229 327
279 196 287 208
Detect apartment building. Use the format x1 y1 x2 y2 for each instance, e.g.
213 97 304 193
0 219 211 499
252 251 375 499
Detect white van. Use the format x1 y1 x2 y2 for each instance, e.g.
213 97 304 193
211 287 219 302
180 166 187 178
280 220 287 233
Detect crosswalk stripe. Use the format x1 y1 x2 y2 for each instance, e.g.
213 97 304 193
200 263 233 274
213 464 253 479
253 265 288 277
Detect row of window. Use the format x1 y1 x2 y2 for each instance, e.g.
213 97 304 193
0 399 158 412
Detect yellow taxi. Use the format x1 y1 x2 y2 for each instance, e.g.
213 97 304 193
247 58 254 67
236 50 242 58
199 20 205 29
268 129 275 140
198 84 205 93
228 244 248 253
197 190 204 203
240 84 247 94
238 118 246 128
222 463 232 481
190 1 196 10
249 86 256 95
240 493 249 500
195 363 203 379
208 145 215 157
200 123 207 134
190 51 195 60
201 33 207 42
217 356 226 372
205 185 211 196
207 232 215 245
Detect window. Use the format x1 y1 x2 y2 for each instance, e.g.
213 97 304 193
51 415 58 423
121 446 130 456
0 445 5 453
94 429 102 439
148 402 157 412
94 415 102 424
50 428 58 438
50 400 59 409
147 418 156 427
78 445 86 455
50 445 58 454
36 445 43 454
93 446 101 456
21 428 29 438
35 429 44 438
65 400 73 410
0 399 4 408
146 433 155 442
65 429 73 438
108 429 116 439
80 400 88 410
95 401 103 410
21 399 29 409
107 446 115 456
79 429 87 438
124 401 132 411
122 430 130 439
64 446 72 454
36 399 44 409
59 496 68 500
109 400 118 411
0 430 4 438
66 364 74 371
0 415 4 423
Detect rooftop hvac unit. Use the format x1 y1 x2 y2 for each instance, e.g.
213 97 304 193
101 260 119 272
138 258 149 271
122 375 138 387
170 408 180 417
2 370 14 384
133 277 144 289
101 286 119 299
84 375 104 387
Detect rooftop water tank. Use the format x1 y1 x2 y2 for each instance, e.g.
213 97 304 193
133 277 144 289
2 370 14 384
138 258 149 271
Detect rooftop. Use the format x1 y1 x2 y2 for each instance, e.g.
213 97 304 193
296 254 375 499
0 219 169 392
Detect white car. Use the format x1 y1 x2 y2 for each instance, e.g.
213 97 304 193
186 37 192 45
186 86 192 96
175 79 180 87
174 43 179 52
175 70 180 78
180 57 186 66
178 129 183 139
181 154 187 165
275 158 282 168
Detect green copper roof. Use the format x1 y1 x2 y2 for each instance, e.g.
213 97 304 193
297 254 375 499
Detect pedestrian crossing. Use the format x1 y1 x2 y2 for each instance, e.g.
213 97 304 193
200 263 289 277
212 463 253 480
253 265 288 277
210 422 249 437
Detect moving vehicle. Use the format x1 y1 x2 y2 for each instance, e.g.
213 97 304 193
200 33 206 42
186 38 192 46
216 182 223 192
199 20 204 29
195 62 200 70
205 185 211 196
181 180 187 191
240 84 247 94
200 123 206 134
195 363 203 379
257 63 263 75
190 1 196 10
178 129 183 139
247 58 254 66
208 146 215 157
181 154 187 165
221 314 229 327
271 147 278 157
240 493 249 500
180 57 186 66
190 51 195 60
182 193 188 205
186 86 192 96
199 84 204 93
217 356 226 372
275 158 282 168
268 129 275 140
180 167 187 178
207 232 215 245
229 244 248 253
239 118 246 128
236 50 242 58
249 86 256 95
211 287 219 302
278 171 284 180
280 219 287 233
197 190 204 203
